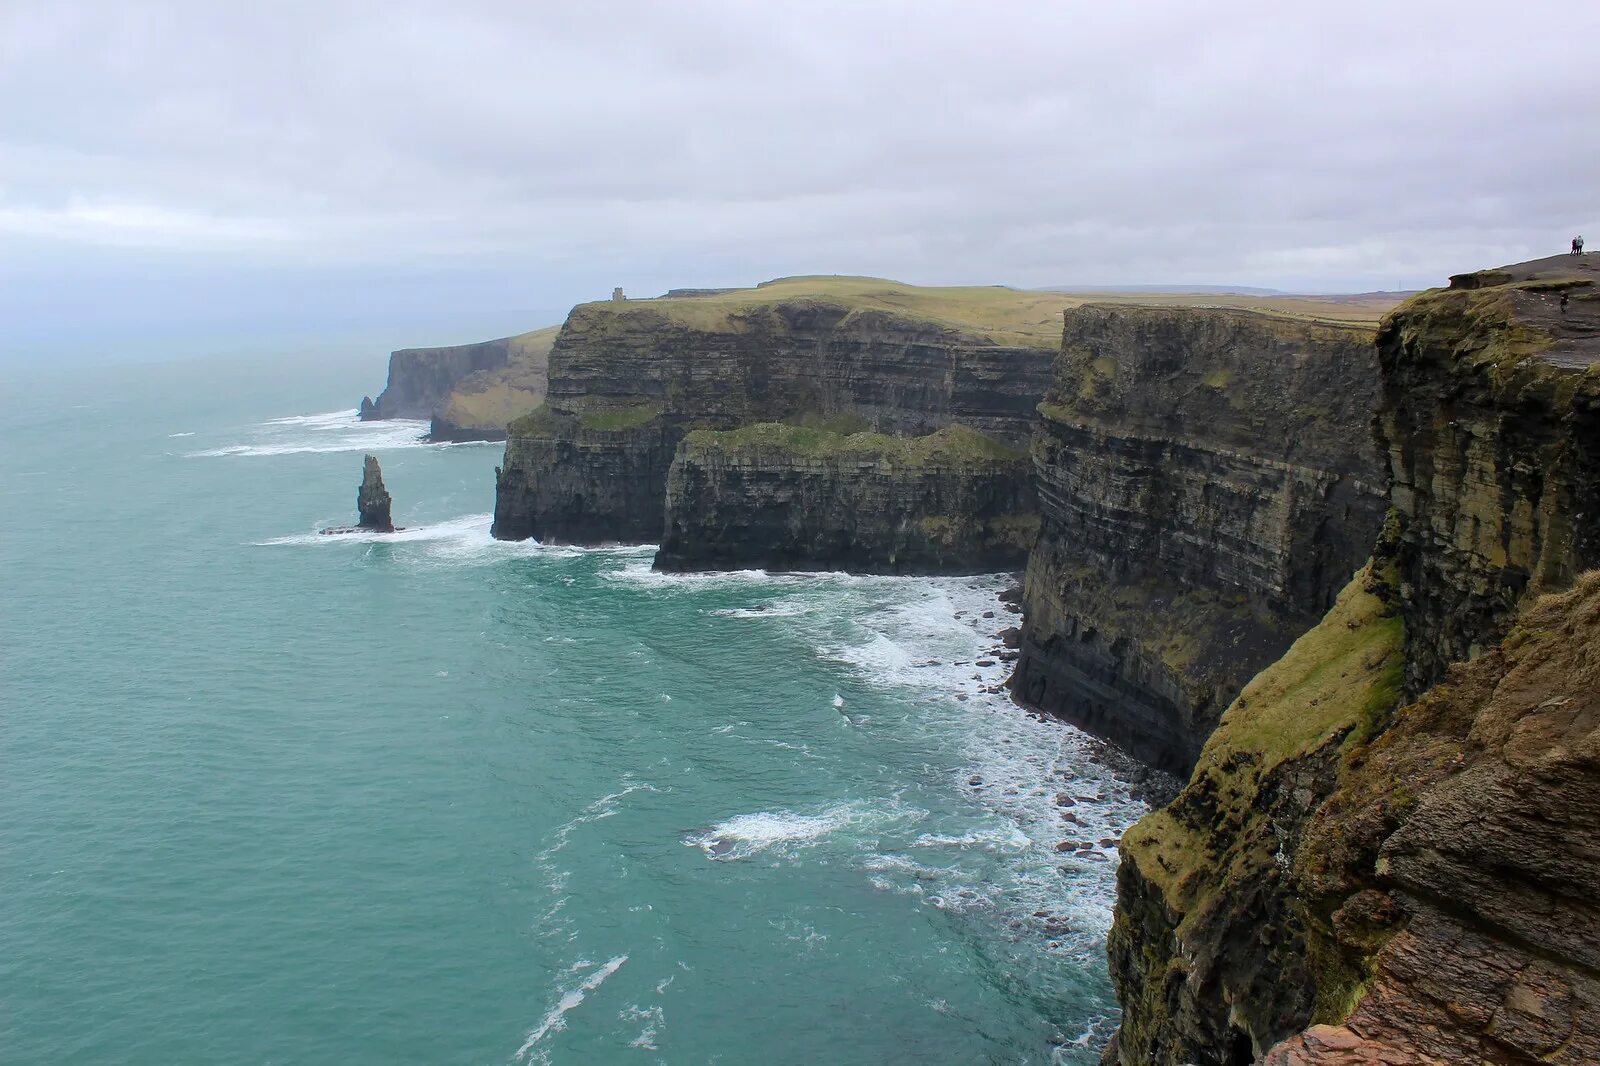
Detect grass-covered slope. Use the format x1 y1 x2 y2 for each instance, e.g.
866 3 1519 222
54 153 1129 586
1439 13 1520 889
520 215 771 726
431 325 560 440
1106 552 1405 1064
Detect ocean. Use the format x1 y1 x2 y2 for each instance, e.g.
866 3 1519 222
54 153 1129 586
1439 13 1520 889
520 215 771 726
2 350 1147 1064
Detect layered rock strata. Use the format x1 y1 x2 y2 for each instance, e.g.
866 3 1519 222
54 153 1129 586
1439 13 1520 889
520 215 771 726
1011 306 1386 774
1102 256 1600 1065
493 296 1056 544
360 326 557 439
655 423 1038 574
1377 252 1600 693
361 337 516 420
357 454 393 532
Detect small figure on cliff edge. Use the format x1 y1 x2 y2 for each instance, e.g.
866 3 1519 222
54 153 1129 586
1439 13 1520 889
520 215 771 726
1574 235 1585 255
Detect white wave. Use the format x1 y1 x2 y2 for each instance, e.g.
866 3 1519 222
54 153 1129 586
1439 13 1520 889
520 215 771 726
709 604 812 619
620 1004 664 1051
540 780 662 861
254 513 657 572
167 431 195 438
185 408 499 458
684 800 919 862
513 954 629 1061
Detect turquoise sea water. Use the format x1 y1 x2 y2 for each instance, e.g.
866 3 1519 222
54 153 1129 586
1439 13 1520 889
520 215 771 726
3 351 1147 1064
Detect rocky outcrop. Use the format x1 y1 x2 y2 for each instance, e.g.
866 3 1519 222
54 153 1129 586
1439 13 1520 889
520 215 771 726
491 404 678 544
1101 256 1600 1065
1011 306 1386 774
1377 253 1600 694
357 454 393 531
360 337 516 421
426 326 559 441
655 423 1037 574
359 327 557 440
492 288 1057 544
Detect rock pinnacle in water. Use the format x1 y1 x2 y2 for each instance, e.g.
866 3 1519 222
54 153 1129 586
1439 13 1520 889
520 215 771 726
357 454 394 532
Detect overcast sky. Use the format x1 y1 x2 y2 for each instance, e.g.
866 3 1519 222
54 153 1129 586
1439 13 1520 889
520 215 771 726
2 1 1596 362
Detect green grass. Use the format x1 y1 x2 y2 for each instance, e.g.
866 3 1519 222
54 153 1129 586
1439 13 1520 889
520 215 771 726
681 422 1026 464
1121 557 1404 914
564 276 1400 349
577 404 663 431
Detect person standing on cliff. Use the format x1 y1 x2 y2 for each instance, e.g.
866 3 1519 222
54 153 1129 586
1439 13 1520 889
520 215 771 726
1575 235 1586 255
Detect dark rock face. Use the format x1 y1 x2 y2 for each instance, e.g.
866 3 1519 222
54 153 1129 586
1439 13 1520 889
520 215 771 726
1376 253 1600 694
1011 305 1386 774
491 408 678 544
428 414 508 443
357 454 393 532
654 425 1037 574
1102 258 1600 1066
360 337 515 420
493 300 1056 544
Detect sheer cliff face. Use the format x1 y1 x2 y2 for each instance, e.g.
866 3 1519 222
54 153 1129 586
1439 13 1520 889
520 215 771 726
1103 256 1600 1066
1378 256 1600 694
1011 306 1386 774
655 424 1038 575
492 300 1055 544
361 338 514 420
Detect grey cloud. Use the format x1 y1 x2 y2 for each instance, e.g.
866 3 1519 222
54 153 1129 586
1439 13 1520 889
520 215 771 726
2 0 1596 359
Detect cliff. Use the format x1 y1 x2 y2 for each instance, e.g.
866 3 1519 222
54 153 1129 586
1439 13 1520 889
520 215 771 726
492 278 1062 544
428 326 559 441
655 423 1038 574
1102 255 1600 1064
1377 253 1600 693
1011 305 1387 774
360 326 557 437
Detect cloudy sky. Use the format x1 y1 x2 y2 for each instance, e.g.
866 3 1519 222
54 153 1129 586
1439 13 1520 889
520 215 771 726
2 1 1595 361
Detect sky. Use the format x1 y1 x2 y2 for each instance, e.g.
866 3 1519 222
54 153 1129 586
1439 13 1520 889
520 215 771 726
2 1 1596 363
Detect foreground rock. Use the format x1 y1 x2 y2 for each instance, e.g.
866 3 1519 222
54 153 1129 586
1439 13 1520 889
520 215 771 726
654 423 1037 574
1010 305 1386 774
1103 257 1600 1064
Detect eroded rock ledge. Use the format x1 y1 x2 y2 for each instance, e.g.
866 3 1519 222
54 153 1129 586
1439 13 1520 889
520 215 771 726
1010 305 1386 774
655 423 1038 574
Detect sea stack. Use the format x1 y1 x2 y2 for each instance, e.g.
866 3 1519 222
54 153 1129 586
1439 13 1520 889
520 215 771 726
357 454 393 531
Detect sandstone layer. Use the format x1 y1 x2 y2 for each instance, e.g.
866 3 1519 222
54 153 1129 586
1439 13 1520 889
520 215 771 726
655 423 1037 574
1010 305 1386 774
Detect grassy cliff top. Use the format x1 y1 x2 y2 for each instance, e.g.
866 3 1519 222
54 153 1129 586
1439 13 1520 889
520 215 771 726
570 277 1402 347
681 422 1027 464
1386 253 1600 376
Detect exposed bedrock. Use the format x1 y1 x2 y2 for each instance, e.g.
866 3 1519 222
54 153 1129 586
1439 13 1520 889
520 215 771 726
357 454 393 532
1377 253 1600 694
360 337 515 421
492 298 1056 544
1101 256 1600 1065
1010 305 1387 774
655 424 1037 574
